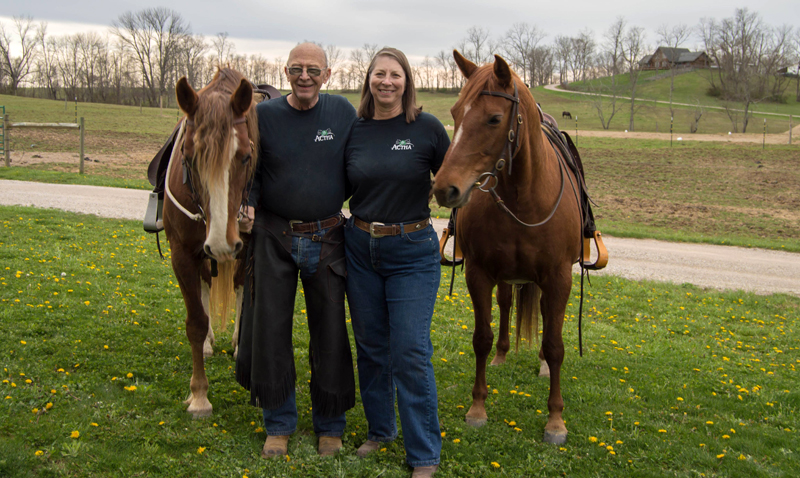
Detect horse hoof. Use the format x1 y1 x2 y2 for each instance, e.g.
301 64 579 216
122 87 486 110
190 408 213 419
489 355 506 366
203 344 214 358
465 416 488 428
543 429 567 444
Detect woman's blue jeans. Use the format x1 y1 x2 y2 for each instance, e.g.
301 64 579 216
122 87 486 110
344 216 442 467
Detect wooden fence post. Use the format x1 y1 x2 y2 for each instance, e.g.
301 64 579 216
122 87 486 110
79 117 85 175
3 114 9 167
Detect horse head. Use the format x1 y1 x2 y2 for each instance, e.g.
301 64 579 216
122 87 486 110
433 50 536 209
176 69 258 263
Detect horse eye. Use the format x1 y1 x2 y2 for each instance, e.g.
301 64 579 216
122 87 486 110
487 115 502 125
241 153 251 166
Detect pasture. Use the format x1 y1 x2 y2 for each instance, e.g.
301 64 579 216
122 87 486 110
1 206 798 477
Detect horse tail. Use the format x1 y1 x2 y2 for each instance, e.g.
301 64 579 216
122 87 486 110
209 260 237 332
514 283 541 351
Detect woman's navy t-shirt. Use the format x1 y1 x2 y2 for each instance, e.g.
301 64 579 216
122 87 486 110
345 111 450 224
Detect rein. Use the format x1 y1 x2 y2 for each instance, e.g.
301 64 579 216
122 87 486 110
474 81 570 229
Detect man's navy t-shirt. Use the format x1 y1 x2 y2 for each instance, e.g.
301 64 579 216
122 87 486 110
346 112 450 224
249 94 356 221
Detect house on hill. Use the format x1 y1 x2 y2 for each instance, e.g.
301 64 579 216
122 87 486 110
639 47 711 70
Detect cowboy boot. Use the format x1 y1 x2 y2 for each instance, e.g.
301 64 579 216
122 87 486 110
318 436 342 457
411 465 438 478
261 435 289 459
356 439 381 458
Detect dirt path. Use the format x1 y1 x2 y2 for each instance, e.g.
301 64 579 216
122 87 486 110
4 179 800 297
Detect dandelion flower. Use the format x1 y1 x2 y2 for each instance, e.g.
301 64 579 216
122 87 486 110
491 462 500 468
441 432 446 437
453 439 461 444
35 450 44 456
589 436 598 442
126 373 133 378
70 431 80 439
197 446 206 454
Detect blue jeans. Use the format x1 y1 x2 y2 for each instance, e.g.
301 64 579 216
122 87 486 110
344 216 442 467
262 223 347 437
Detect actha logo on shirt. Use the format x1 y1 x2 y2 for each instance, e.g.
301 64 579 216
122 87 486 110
315 128 334 142
391 139 414 151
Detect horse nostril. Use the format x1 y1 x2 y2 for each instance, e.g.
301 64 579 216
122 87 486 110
204 244 213 257
233 240 243 255
447 186 461 204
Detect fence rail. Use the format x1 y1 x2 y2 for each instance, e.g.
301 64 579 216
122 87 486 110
3 117 85 173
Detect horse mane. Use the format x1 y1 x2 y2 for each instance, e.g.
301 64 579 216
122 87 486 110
192 67 260 194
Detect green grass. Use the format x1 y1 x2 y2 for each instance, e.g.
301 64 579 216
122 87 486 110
1 206 798 476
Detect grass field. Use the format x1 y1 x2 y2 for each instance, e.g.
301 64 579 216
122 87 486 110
1 206 798 477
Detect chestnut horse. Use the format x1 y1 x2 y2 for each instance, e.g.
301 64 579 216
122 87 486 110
163 68 258 418
433 52 583 444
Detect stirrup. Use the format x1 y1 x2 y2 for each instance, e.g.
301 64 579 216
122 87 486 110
143 192 164 233
582 230 608 270
439 226 463 266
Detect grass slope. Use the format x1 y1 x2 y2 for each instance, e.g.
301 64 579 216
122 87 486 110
1 206 798 477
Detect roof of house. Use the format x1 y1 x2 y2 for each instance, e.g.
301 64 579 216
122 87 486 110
639 54 653 65
677 51 705 63
656 47 691 62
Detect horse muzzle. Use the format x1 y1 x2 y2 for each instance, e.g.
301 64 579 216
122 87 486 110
203 239 243 263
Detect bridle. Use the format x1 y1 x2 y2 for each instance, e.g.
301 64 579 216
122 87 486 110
165 116 252 225
471 81 569 229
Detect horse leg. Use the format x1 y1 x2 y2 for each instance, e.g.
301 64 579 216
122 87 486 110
490 282 512 366
538 347 551 377
465 268 495 427
201 280 214 358
173 251 213 419
539 268 572 444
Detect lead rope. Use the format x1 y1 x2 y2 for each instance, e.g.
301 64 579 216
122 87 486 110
448 208 459 297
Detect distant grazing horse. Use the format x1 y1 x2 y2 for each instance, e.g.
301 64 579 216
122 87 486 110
562 111 572 119
163 68 258 418
433 52 584 444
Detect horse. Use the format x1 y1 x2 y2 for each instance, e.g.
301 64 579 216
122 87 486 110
432 51 584 444
162 68 258 418
562 111 572 119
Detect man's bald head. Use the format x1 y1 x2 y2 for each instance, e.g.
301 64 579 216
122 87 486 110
287 42 328 69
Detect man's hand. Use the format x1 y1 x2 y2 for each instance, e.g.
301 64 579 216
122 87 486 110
239 206 255 233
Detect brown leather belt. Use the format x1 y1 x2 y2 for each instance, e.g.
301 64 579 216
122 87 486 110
289 213 343 233
354 217 430 238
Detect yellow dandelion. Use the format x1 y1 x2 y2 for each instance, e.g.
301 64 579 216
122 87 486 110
716 453 725 459
91 423 98 427
453 439 461 444
126 373 133 378
706 421 714 425
589 436 598 442
508 421 516 426
45 403 53 410
722 434 730 439
738 454 746 460
658 429 666 433
197 446 206 454
441 432 446 437
31 408 39 414
491 462 500 468
70 431 80 439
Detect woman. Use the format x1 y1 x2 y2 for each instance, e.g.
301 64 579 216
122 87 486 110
344 47 450 478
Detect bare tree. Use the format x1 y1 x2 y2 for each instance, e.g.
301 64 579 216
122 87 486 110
112 8 190 106
700 8 791 132
35 22 60 99
656 23 691 118
623 25 647 131
553 35 572 84
0 16 40 94
465 26 491 64
502 22 546 86
211 32 234 67
349 43 378 80
324 44 342 89
178 34 208 89
529 45 555 87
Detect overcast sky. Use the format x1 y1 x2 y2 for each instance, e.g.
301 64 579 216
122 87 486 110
1 0 797 63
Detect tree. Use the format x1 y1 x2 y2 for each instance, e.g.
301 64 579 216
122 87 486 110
465 26 491 64
553 35 572 84
349 43 378 80
656 23 691 118
35 22 60 100
211 32 234 67
324 44 342 89
179 34 208 90
623 25 647 131
529 45 555 87
700 8 792 132
0 16 40 94
502 22 546 86
112 8 190 106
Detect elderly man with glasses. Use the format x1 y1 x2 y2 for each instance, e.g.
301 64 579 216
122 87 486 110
236 42 357 459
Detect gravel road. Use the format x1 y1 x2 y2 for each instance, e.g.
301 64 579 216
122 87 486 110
2 179 799 297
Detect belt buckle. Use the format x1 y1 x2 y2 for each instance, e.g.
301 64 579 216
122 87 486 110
289 219 302 231
369 222 387 238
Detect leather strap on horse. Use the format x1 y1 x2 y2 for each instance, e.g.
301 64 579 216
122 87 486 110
438 208 463 297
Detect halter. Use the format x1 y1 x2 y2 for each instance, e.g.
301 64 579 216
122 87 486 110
473 81 569 229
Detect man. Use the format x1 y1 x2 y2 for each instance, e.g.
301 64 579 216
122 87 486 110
236 42 356 459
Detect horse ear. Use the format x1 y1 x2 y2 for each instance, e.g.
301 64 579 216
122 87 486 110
176 77 198 117
231 79 253 117
453 50 478 79
493 55 512 87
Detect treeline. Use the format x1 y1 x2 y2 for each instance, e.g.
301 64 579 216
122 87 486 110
1 7 798 126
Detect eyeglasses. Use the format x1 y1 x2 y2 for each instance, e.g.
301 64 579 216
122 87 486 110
287 66 323 77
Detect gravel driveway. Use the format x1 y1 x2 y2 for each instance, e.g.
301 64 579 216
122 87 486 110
2 179 799 297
